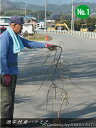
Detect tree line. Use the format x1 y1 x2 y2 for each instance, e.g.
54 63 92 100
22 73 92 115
1 9 96 31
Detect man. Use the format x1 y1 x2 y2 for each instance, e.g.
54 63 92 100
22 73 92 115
0 16 57 127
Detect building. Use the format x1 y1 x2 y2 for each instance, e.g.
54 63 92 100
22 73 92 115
36 21 45 30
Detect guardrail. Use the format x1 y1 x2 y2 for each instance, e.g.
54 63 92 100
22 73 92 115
37 30 96 39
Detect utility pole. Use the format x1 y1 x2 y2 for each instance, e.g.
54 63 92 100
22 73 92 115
38 12 39 21
45 0 47 32
24 1 27 23
45 0 48 41
71 0 74 31
25 2 27 17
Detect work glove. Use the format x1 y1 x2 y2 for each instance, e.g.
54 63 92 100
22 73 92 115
4 74 11 86
46 44 58 51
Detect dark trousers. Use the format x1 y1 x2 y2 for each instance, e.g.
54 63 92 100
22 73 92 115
0 75 17 126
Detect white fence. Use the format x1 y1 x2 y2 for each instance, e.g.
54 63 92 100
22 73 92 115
37 30 96 39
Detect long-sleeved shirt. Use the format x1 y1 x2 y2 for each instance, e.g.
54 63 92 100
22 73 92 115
0 30 46 75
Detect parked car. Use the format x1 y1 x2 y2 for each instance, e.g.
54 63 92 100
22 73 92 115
0 27 6 35
0 16 10 34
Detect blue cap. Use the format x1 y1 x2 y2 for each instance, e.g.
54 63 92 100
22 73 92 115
10 16 24 25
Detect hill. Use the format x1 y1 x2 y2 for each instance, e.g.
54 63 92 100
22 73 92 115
5 0 96 5
1 0 96 15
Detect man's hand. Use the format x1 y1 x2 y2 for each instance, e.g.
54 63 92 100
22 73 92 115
46 44 58 51
4 74 11 86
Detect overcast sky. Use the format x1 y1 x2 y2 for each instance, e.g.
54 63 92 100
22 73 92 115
9 0 96 5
